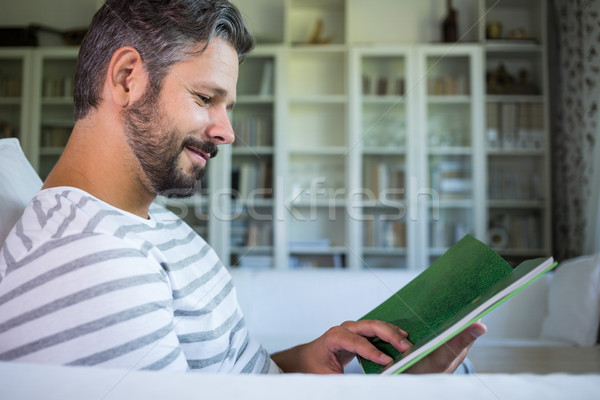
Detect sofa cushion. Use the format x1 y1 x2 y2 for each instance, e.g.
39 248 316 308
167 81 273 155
0 138 42 246
540 253 600 346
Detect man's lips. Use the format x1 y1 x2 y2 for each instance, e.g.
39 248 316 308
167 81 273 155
186 146 210 166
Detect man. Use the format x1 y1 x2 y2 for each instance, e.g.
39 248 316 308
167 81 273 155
0 0 485 374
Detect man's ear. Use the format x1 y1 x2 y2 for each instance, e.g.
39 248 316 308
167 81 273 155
105 46 148 108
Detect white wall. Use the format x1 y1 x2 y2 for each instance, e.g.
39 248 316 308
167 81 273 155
3 0 480 46
0 0 99 46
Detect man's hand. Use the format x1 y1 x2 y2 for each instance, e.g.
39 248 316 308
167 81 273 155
270 320 486 374
405 321 487 374
270 320 410 374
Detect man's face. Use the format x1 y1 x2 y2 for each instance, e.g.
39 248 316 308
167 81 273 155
123 38 238 198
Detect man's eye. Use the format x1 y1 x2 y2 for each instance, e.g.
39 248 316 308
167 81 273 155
196 95 211 106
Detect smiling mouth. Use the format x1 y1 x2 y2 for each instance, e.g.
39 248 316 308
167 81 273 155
185 146 210 165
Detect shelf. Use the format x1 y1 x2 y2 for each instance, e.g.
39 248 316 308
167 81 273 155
427 95 471 104
288 246 346 255
488 200 546 209
428 147 472 155
41 119 74 128
231 198 274 208
291 199 347 208
363 147 406 155
230 246 273 255
232 147 274 156
360 200 406 209
289 146 347 155
487 148 545 156
485 41 543 53
39 147 65 156
236 95 275 104
428 199 474 208
289 95 347 104
42 97 74 105
486 95 544 103
362 95 406 104
0 98 21 105
363 248 407 256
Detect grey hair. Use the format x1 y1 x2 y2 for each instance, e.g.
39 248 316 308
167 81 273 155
73 0 254 120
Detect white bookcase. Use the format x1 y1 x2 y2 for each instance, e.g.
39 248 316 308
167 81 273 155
417 45 486 268
0 49 33 159
347 46 415 270
479 0 552 263
0 0 552 269
30 48 79 179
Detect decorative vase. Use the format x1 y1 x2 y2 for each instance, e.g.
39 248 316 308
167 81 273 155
442 0 458 42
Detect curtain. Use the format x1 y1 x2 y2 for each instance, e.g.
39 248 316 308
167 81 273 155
551 0 600 260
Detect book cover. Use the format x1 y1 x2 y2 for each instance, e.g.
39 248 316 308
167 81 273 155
358 234 557 375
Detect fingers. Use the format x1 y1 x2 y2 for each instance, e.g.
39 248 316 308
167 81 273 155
406 321 487 374
326 320 412 365
271 319 414 374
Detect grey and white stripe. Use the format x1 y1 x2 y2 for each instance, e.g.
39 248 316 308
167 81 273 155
0 187 276 374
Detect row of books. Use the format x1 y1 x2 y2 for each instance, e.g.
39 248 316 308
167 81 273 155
489 212 542 249
0 120 17 139
486 102 544 150
364 160 406 200
41 126 70 147
231 161 273 200
231 116 273 147
364 219 406 248
362 75 406 96
488 165 543 200
42 77 74 98
231 220 272 247
427 75 469 96
0 77 21 97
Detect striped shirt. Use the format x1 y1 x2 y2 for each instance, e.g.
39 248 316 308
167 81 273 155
0 187 279 373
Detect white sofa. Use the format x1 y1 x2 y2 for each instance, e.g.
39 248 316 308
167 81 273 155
230 257 600 374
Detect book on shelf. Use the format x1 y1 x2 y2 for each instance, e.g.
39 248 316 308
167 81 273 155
232 160 273 200
366 161 405 200
487 102 544 150
232 115 272 147
364 219 406 248
362 74 406 96
358 234 557 375
259 61 274 97
0 77 22 97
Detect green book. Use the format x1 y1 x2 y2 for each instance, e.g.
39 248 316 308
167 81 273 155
359 234 557 375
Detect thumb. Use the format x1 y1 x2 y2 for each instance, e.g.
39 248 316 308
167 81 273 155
440 322 487 372
406 321 487 374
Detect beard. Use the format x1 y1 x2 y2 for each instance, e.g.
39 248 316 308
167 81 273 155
122 87 218 198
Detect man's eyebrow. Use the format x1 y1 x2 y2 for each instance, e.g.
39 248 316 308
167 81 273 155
188 82 236 110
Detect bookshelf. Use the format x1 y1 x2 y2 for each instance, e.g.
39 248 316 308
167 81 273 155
30 47 79 180
229 46 284 268
0 49 32 160
479 0 551 264
1 0 552 270
418 45 486 266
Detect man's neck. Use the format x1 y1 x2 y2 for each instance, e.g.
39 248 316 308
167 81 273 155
43 114 156 219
